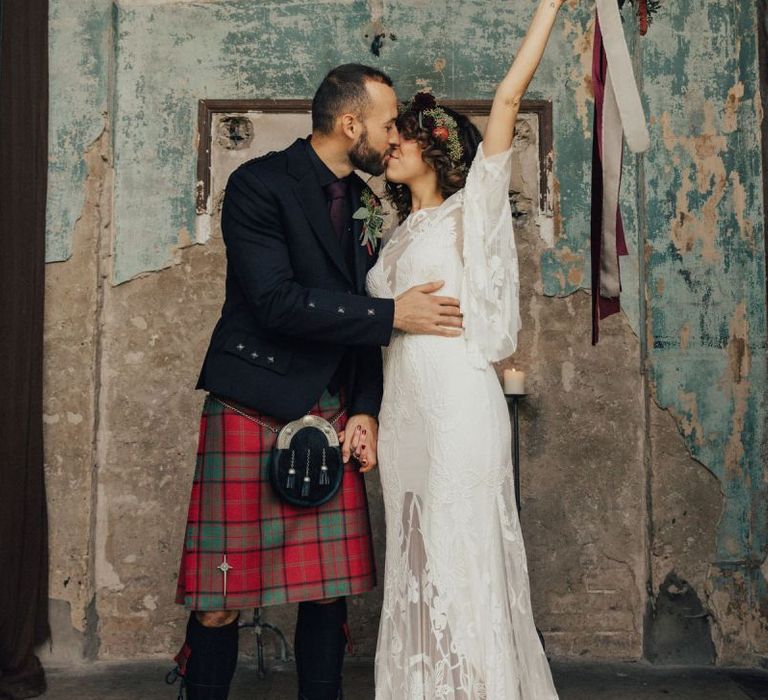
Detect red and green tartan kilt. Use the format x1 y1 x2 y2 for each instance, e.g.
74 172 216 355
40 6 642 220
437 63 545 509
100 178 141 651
175 390 377 611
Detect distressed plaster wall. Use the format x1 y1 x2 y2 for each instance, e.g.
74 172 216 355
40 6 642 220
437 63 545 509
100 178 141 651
42 0 766 666
642 2 768 665
43 125 111 664
43 0 114 662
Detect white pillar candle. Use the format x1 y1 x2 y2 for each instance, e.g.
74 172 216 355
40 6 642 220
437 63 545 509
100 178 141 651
503 368 526 395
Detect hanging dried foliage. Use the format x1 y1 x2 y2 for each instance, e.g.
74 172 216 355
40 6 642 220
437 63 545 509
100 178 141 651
618 0 662 35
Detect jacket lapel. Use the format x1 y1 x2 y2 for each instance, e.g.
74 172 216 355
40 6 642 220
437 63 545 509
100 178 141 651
286 140 354 286
350 173 370 294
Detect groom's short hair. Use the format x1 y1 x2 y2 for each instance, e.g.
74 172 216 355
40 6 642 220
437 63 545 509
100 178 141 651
312 63 394 134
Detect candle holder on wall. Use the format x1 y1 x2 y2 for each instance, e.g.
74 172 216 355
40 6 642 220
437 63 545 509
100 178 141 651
504 392 528 512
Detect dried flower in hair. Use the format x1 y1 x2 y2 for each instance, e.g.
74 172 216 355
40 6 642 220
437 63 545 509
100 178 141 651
432 126 450 142
423 108 463 164
399 92 465 167
412 92 437 111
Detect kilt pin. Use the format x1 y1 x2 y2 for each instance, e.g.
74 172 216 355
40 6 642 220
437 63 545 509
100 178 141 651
176 391 377 611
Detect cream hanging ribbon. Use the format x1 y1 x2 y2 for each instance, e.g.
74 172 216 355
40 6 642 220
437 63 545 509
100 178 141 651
595 0 650 153
591 0 650 344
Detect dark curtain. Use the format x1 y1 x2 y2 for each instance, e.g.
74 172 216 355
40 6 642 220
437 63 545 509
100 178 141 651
0 0 51 669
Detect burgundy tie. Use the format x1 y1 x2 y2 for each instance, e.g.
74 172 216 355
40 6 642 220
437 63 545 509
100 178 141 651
325 179 350 242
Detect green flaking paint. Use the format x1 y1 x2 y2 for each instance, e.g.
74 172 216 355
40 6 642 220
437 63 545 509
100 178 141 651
108 0 590 283
47 0 112 262
642 0 765 604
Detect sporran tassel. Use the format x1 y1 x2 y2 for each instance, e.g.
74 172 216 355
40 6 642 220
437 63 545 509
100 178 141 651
319 448 330 486
301 449 311 497
286 450 296 489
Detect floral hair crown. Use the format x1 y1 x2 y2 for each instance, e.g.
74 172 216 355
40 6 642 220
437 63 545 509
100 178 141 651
399 92 465 168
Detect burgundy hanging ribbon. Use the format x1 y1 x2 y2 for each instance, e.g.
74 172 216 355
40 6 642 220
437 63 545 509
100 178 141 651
590 13 630 345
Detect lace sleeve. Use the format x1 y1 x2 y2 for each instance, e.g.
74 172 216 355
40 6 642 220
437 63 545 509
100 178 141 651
461 141 521 367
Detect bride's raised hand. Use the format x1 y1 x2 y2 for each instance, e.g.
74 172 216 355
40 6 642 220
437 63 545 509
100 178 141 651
483 0 567 157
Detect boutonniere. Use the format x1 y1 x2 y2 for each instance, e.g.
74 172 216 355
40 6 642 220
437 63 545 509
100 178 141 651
353 188 386 255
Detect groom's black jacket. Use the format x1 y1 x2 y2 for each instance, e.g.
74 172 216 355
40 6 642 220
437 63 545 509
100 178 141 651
196 138 395 421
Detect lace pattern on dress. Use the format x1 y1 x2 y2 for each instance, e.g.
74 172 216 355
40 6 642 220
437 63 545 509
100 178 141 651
367 142 558 700
461 142 521 367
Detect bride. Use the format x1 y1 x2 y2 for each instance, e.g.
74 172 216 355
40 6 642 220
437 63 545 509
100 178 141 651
364 0 568 697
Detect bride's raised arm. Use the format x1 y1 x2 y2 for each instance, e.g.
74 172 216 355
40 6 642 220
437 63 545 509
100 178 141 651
484 0 569 157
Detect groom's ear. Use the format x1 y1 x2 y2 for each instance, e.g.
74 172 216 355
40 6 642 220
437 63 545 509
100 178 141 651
339 112 359 141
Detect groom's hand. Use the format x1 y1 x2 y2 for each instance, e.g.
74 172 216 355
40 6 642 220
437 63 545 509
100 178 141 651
338 414 379 473
393 281 463 337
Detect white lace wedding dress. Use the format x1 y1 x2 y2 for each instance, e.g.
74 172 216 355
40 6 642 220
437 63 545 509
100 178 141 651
366 144 559 700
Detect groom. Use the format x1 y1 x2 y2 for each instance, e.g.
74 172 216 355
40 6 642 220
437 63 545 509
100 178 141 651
174 63 463 700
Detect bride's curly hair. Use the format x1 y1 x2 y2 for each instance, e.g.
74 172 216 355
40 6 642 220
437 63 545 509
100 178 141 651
386 100 482 224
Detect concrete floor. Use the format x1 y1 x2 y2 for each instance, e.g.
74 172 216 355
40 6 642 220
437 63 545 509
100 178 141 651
37 658 768 700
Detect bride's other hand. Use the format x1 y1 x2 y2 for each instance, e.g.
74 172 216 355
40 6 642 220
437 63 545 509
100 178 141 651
356 439 378 473
393 281 463 337
339 414 379 472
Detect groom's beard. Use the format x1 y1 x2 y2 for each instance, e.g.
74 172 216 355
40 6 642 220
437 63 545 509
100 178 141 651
349 128 390 176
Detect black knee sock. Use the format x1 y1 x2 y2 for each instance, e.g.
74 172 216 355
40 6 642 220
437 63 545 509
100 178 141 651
294 599 348 700
181 613 239 700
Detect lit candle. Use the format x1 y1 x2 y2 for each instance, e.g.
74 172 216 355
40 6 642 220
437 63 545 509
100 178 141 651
503 368 526 395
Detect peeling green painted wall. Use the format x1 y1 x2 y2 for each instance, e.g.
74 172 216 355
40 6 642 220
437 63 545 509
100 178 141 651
45 0 767 661
642 1 767 651
645 2 766 553
48 0 112 262
107 0 588 284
